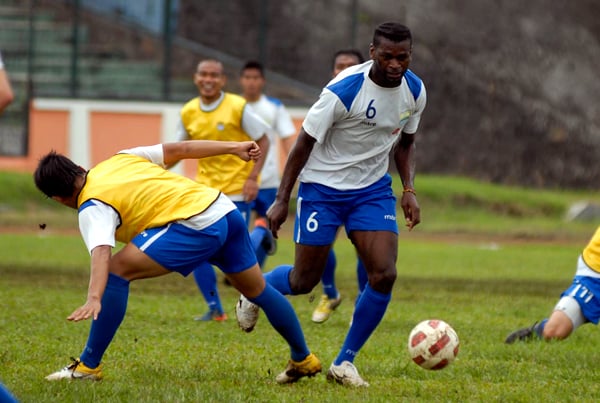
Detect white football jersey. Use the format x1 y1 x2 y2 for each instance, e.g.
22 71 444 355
300 60 426 190
247 94 296 188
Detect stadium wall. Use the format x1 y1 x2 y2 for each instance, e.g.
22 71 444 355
0 99 306 177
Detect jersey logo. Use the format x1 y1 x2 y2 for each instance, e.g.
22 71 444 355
216 122 225 131
399 110 411 125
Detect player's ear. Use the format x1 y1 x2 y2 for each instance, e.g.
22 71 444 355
369 43 375 59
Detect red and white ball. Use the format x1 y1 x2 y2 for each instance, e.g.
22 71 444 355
407 319 459 370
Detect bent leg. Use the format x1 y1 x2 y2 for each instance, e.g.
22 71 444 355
228 265 310 361
543 295 586 340
79 273 129 368
192 263 225 316
334 231 397 364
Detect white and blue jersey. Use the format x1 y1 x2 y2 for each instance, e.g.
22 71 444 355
300 60 426 190
248 94 296 190
293 61 426 245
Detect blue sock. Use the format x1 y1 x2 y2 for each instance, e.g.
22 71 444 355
80 273 130 369
321 249 338 299
0 382 18 403
193 262 224 314
249 284 310 362
534 319 548 338
249 226 268 268
334 284 391 365
356 258 368 293
263 265 293 295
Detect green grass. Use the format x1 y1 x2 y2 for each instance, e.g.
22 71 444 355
2 170 600 401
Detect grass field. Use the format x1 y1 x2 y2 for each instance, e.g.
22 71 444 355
1 171 600 402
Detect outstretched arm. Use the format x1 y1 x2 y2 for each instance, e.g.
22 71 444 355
68 245 111 322
393 131 420 231
162 140 260 167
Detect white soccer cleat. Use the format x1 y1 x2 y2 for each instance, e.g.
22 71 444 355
326 361 369 387
45 358 103 381
235 294 259 332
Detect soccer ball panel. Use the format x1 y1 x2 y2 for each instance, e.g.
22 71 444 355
407 319 459 370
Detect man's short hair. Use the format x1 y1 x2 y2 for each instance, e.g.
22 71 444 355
34 151 84 198
331 49 365 69
241 60 264 77
373 22 412 46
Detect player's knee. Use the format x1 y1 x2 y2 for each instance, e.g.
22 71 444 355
368 268 397 293
542 324 571 341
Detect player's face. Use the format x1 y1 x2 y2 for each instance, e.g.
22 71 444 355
240 68 265 101
332 54 361 77
369 37 412 88
194 61 226 102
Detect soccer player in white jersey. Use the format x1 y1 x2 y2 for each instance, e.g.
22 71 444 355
239 60 297 268
506 225 600 344
0 51 15 115
236 22 427 387
35 139 321 383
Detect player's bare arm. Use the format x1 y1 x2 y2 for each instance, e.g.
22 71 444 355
162 140 260 166
243 134 270 202
393 131 420 230
267 128 316 238
68 245 111 322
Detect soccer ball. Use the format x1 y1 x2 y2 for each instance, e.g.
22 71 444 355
407 319 459 370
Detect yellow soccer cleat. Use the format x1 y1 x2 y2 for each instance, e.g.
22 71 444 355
311 294 342 323
275 353 322 384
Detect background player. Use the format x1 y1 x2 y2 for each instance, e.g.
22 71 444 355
237 22 427 386
239 60 297 268
176 59 270 321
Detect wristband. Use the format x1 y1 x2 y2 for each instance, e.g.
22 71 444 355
402 188 416 196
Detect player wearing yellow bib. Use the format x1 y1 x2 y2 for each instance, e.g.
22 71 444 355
506 226 600 343
177 59 270 321
36 140 321 383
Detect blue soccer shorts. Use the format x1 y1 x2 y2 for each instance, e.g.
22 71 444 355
561 278 600 324
233 200 252 226
131 210 257 276
293 173 398 245
251 188 277 217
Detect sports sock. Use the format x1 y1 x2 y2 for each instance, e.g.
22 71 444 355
263 265 293 295
356 258 368 293
534 319 548 338
79 273 130 369
249 225 268 268
334 284 391 365
193 262 224 315
321 249 338 299
249 284 310 362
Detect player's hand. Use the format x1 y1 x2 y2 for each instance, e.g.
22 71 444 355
266 200 288 238
242 178 259 202
236 141 261 162
67 299 102 322
400 192 420 231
